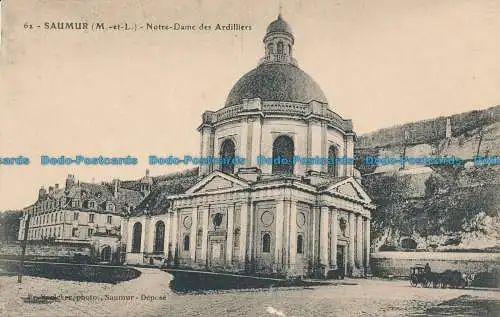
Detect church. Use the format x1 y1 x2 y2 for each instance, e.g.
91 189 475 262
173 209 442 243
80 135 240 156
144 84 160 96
123 15 375 278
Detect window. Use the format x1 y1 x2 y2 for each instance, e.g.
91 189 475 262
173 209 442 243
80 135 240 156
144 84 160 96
267 43 274 54
262 233 271 253
88 228 94 236
88 214 94 223
154 221 165 253
297 235 304 254
183 235 190 251
131 222 142 253
50 213 54 223
196 229 203 248
219 139 236 174
107 215 112 224
272 135 294 175
328 145 338 176
72 228 78 237
277 41 283 54
74 212 79 221
89 201 95 209
57 227 61 237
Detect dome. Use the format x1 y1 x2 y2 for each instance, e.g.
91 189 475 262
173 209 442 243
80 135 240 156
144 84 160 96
266 14 292 35
225 63 328 107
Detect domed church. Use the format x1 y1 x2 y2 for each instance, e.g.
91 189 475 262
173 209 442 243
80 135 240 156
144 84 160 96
123 15 375 278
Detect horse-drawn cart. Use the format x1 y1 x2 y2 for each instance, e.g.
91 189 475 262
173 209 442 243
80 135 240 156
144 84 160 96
409 265 473 288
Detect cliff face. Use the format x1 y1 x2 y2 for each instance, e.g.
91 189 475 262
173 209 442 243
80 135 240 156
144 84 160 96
355 106 500 251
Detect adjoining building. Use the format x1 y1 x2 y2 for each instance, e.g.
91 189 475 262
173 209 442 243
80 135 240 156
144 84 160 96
17 173 147 263
123 15 375 277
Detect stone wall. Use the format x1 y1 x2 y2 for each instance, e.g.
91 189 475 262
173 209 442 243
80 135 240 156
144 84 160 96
357 105 499 149
0 242 91 258
370 252 500 279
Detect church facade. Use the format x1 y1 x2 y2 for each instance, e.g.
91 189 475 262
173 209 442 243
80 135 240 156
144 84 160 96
123 15 375 277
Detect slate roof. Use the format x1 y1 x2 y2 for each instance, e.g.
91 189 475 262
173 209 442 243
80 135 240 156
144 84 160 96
134 169 200 216
225 63 328 107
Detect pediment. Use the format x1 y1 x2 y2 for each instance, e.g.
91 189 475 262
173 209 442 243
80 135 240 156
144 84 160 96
185 171 249 194
324 178 372 203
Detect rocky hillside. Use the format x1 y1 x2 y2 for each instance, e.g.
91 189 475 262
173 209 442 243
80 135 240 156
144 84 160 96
355 106 500 251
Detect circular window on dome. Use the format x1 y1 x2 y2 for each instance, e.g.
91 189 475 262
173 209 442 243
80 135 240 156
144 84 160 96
261 211 274 226
183 216 192 229
296 212 306 228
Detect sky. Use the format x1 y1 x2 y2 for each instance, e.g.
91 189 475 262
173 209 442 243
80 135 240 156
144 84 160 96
0 0 499 210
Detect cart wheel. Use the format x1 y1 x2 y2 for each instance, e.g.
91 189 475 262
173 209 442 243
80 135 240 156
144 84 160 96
410 275 418 287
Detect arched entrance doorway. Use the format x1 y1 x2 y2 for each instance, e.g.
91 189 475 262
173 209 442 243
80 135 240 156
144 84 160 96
101 246 112 263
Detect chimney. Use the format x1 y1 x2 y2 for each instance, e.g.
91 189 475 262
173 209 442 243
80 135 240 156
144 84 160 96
145 169 150 177
55 184 59 189
38 186 47 199
113 179 120 198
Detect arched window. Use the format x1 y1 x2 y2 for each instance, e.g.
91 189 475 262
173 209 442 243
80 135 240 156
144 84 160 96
219 139 236 174
297 234 304 254
328 145 338 176
131 222 142 253
153 221 165 253
267 43 274 54
262 233 271 253
277 41 283 54
288 44 292 55
183 235 190 251
101 246 111 262
272 135 294 175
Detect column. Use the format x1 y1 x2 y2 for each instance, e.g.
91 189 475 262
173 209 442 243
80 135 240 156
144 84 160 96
311 207 317 264
226 205 234 264
248 117 262 167
201 206 209 263
248 201 254 261
365 217 371 268
199 126 213 176
348 213 355 270
275 200 285 266
170 212 178 251
239 119 249 168
307 119 323 174
356 214 363 267
164 215 170 257
190 208 198 261
330 209 338 268
289 201 298 268
320 206 329 266
140 218 147 254
239 201 248 262
127 221 133 252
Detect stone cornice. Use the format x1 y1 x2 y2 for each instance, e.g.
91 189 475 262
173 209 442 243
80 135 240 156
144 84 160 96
200 101 353 133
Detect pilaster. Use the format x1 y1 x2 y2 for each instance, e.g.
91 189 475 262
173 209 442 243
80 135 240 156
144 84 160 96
320 206 329 267
330 209 338 268
226 204 234 264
